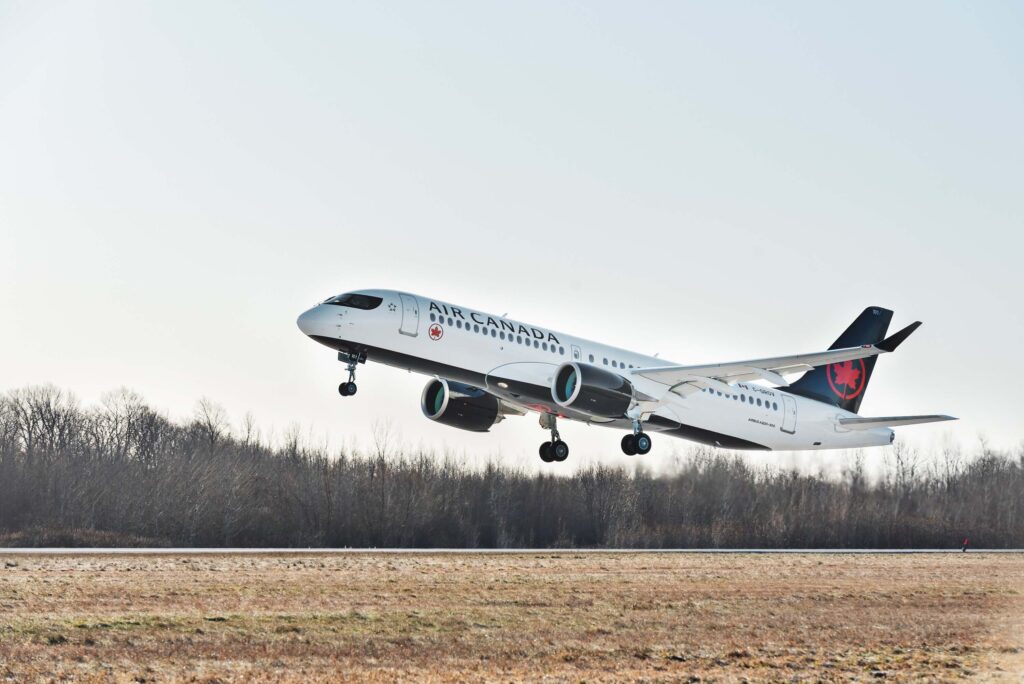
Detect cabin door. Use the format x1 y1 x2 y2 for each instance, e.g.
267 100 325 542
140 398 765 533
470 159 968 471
398 294 419 337
780 394 797 434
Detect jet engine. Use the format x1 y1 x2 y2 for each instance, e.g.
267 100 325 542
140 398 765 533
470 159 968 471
551 362 635 419
421 379 505 432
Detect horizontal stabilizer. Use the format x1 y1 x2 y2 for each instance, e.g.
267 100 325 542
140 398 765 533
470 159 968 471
837 414 957 430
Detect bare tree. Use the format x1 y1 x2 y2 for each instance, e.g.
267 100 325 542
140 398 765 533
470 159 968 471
1 384 1022 550
194 398 229 446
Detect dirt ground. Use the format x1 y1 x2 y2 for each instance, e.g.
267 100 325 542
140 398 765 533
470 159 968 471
1 552 1022 682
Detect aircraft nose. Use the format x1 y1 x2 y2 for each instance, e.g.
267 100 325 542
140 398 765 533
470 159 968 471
296 307 321 336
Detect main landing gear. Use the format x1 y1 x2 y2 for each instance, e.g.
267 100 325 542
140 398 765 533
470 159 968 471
338 352 362 397
621 419 652 456
538 414 569 463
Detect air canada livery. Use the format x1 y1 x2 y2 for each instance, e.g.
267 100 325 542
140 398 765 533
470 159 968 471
297 290 954 462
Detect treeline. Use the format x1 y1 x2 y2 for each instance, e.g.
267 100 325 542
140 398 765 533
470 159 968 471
0 385 1021 548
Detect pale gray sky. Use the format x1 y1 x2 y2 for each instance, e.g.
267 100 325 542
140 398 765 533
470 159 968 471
2 1 1022 471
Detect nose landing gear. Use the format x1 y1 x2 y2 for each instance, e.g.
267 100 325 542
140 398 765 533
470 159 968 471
538 414 569 463
337 352 364 397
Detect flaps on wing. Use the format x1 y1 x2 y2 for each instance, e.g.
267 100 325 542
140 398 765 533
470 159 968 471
631 343 887 396
837 415 957 430
497 400 528 417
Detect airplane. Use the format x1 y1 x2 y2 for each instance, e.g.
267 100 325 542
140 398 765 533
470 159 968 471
296 290 955 462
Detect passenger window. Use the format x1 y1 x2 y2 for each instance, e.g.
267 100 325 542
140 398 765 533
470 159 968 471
756 398 762 407
491 329 497 337
429 313 436 322
611 360 617 368
516 336 522 344
533 340 539 348
773 402 779 411
473 324 479 333
589 354 595 362
559 346 565 355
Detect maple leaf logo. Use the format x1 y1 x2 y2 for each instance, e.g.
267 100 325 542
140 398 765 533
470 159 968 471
832 361 861 391
428 324 443 341
826 359 867 400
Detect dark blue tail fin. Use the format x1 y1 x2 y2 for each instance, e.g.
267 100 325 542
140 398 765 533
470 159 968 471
786 307 893 414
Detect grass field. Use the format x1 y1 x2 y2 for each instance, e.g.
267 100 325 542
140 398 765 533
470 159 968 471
1 552 1022 682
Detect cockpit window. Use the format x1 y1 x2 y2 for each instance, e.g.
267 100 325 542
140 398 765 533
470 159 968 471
323 293 383 310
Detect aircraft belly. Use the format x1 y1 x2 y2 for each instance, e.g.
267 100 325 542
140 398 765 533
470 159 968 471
659 395 782 450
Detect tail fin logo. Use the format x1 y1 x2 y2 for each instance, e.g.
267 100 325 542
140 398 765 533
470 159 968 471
827 359 866 400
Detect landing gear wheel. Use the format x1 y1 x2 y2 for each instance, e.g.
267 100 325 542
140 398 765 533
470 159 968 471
551 440 569 462
621 434 637 456
539 441 554 463
539 414 568 464
635 432 652 455
339 353 360 398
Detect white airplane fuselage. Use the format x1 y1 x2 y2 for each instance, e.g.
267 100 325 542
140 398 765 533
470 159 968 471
297 289 895 452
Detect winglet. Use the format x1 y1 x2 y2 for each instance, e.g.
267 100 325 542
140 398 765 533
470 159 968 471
877 321 922 352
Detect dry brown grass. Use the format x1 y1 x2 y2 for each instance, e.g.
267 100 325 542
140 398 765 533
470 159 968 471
1 552 1022 682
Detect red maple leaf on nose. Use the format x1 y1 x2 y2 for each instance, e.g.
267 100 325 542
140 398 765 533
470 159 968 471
832 361 861 391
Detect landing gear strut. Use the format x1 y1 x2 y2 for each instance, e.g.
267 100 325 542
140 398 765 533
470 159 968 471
538 414 569 463
338 352 361 397
621 418 652 456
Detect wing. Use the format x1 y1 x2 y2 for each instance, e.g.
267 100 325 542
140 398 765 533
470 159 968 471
838 415 957 430
632 322 921 397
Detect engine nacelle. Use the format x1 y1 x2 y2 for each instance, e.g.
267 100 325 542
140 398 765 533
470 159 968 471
552 362 634 419
421 379 504 432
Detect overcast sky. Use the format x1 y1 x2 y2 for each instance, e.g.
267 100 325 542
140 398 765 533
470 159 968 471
2 1 1021 472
